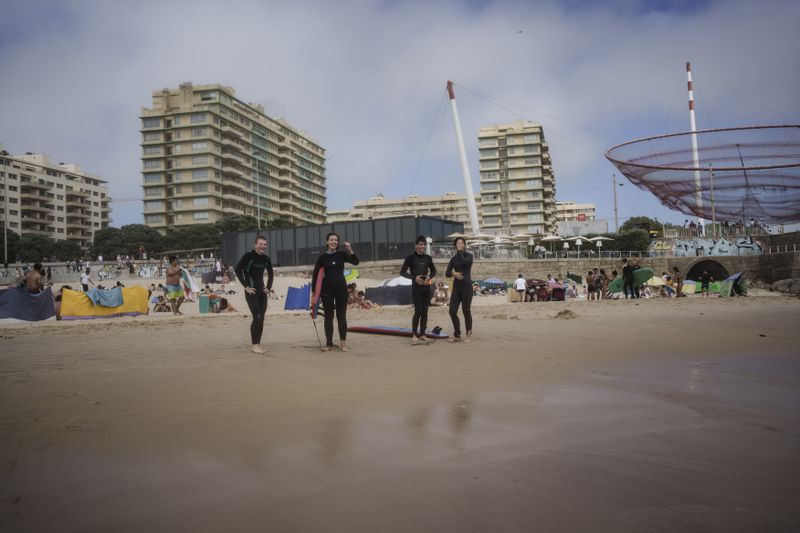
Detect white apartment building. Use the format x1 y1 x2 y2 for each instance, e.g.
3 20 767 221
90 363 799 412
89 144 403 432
478 120 556 235
140 83 326 234
555 201 596 222
328 192 482 234
0 147 112 250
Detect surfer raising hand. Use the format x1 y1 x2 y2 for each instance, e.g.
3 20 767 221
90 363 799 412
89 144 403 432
312 232 359 352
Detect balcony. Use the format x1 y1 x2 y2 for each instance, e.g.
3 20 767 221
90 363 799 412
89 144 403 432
19 190 46 200
66 189 90 198
20 204 52 213
223 206 245 215
221 125 242 139
21 227 50 236
221 150 244 164
221 165 244 178
19 179 50 190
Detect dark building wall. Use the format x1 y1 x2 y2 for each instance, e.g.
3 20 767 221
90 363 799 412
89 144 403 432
222 216 464 268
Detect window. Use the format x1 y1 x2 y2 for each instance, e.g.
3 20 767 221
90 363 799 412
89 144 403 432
145 215 163 223
200 92 216 101
192 169 208 179
523 134 540 143
143 160 161 169
143 118 161 128
523 146 539 155
193 197 209 207
192 183 208 192
143 146 161 154
143 132 161 141
192 128 205 137
192 156 208 165
191 113 207 123
176 214 184 221
145 201 163 210
193 211 209 220
525 179 543 188
144 173 161 184
144 187 162 196
483 183 498 190
526 167 542 177
191 142 208 151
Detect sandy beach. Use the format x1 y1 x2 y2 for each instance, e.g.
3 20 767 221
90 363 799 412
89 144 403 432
1 282 799 531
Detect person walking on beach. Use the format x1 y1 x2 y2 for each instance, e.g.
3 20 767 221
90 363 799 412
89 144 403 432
445 237 474 343
165 256 185 316
400 236 436 345
80 268 94 292
312 232 359 352
698 270 713 298
235 236 274 354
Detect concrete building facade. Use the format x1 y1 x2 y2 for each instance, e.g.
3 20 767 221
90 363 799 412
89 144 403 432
0 148 111 250
478 120 556 235
327 192 481 234
140 83 326 234
555 201 596 222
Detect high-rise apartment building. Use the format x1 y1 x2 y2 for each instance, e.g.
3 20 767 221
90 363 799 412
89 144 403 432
477 120 556 235
0 147 111 250
140 83 326 234
327 192 482 234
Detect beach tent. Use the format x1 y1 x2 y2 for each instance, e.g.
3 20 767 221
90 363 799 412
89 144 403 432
720 272 747 297
60 286 150 320
381 276 412 287
608 268 654 293
0 286 56 322
284 283 311 311
365 285 412 306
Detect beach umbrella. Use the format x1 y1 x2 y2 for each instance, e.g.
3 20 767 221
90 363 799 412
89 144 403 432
446 232 466 239
483 277 504 285
540 234 562 253
645 276 665 286
589 236 615 242
510 233 532 241
470 233 495 240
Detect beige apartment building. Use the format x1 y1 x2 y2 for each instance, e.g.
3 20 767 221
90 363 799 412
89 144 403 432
478 120 556 235
328 192 482 234
0 147 111 250
140 83 326 234
555 201 596 221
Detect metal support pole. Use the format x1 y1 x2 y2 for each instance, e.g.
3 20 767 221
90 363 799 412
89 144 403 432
1 151 8 265
708 164 717 238
612 174 619 232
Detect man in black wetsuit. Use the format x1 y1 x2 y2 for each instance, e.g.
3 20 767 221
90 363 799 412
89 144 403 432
235 235 274 354
400 235 436 345
445 237 473 342
312 232 359 352
622 258 635 299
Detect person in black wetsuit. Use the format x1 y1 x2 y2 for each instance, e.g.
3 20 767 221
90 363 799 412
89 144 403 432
400 235 436 345
235 235 274 354
312 232 359 352
445 237 473 343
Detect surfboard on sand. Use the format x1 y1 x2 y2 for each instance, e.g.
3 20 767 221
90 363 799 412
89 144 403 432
347 325 449 339
311 266 324 319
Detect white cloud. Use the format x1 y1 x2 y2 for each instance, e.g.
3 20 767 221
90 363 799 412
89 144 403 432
1 0 798 227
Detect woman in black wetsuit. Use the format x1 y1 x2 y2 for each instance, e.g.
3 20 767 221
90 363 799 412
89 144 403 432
312 232 359 352
445 237 474 343
235 235 274 354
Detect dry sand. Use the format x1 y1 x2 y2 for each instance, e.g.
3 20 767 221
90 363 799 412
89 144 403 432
1 280 799 532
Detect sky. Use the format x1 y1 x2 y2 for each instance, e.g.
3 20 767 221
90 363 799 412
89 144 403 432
1 0 798 230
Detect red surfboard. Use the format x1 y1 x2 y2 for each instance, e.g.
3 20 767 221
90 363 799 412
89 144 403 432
310 266 324 319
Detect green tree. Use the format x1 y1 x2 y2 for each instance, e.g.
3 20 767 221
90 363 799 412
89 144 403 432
266 217 294 229
163 225 221 252
613 230 651 252
0 225 20 264
119 224 165 258
52 239 82 262
90 227 128 258
16 234 57 262
214 214 260 234
619 216 662 234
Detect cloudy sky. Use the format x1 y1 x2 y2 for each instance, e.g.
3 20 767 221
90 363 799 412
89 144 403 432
1 0 798 229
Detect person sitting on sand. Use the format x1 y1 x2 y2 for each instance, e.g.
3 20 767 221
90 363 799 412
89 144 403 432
432 281 449 306
153 295 170 313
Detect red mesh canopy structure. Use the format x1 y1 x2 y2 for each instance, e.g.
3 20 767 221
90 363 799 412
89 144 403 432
605 125 800 223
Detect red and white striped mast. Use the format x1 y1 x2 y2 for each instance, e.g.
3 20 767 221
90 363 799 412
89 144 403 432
447 81 481 235
687 62 703 230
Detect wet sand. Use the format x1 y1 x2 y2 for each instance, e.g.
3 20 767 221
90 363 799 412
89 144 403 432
1 296 799 531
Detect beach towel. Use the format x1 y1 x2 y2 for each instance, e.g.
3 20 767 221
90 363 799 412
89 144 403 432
180 267 200 301
60 286 150 320
0 286 56 322
85 287 124 307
